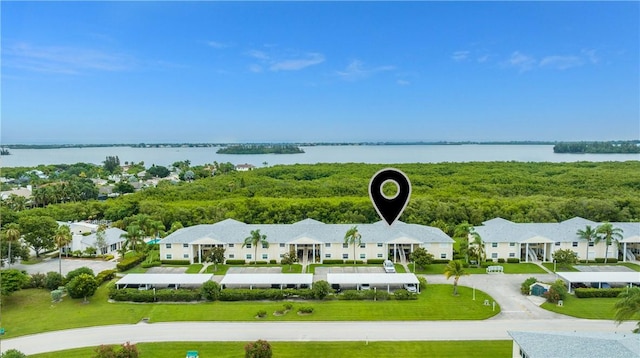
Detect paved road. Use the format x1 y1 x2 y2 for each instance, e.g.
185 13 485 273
1 319 636 355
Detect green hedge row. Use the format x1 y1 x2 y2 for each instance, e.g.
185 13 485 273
575 288 625 298
96 269 117 284
225 260 246 265
160 260 191 265
594 258 618 263
141 261 161 268
339 289 416 301
116 254 146 271
218 288 314 301
507 258 521 263
109 288 201 302
365 259 385 264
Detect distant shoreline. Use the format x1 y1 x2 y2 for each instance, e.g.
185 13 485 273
5 140 635 150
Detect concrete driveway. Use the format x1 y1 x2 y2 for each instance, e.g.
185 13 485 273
11 257 117 276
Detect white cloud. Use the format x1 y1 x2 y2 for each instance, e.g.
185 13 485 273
3 42 134 74
396 79 410 86
270 53 325 71
249 64 263 73
206 41 230 49
477 54 490 63
581 49 599 64
451 50 470 62
336 60 395 81
505 51 536 72
247 50 270 60
539 55 583 70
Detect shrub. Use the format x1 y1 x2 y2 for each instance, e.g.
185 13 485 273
96 269 117 284
155 289 203 302
94 342 139 358
575 288 625 298
160 259 190 265
507 258 520 263
0 349 27 358
497 258 505 263
283 302 293 311
543 279 567 303
393 289 418 300
226 260 247 265
245 339 272 358
45 271 65 290
521 277 538 295
256 310 267 318
30 272 46 288
253 261 268 265
103 254 115 261
141 261 162 268
51 289 63 302
269 259 277 264
312 280 331 299
363 289 390 301
594 258 618 263
66 273 98 301
366 259 385 264
341 290 364 300
66 267 95 282
322 259 345 264
431 259 450 264
417 276 428 290
116 254 146 271
109 288 201 302
298 306 314 314
201 280 221 301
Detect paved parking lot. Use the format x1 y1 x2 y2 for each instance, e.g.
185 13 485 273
227 266 281 274
12 258 117 276
574 265 635 272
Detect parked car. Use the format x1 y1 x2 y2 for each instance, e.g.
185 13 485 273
360 283 371 290
383 260 396 273
403 283 417 293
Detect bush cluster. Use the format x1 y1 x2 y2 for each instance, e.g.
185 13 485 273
575 288 625 298
432 259 450 264
497 258 505 263
520 277 538 295
116 254 146 271
103 254 115 261
507 258 520 263
543 280 568 303
96 269 117 284
225 260 247 265
366 259 385 264
322 259 345 264
160 259 190 265
218 288 314 301
594 258 618 263
141 261 161 268
298 306 314 314
109 287 201 302
393 289 418 300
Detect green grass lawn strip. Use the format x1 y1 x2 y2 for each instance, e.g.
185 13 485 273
30 340 512 358
185 264 203 273
2 284 498 338
540 294 616 319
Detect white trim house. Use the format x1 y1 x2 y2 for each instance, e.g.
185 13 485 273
474 217 640 263
159 218 454 264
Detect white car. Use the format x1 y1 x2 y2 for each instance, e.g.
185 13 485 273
403 283 418 293
383 260 396 273
360 283 371 290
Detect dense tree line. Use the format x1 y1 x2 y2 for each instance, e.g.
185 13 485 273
1 162 638 238
553 141 640 154
217 144 304 154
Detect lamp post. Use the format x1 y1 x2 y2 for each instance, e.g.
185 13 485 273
473 285 476 301
553 259 557 272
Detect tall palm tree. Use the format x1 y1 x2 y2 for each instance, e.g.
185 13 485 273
54 225 72 277
243 229 268 264
444 260 469 296
120 225 145 254
595 222 624 263
3 223 21 268
470 231 484 267
576 225 598 262
344 226 362 265
614 287 640 333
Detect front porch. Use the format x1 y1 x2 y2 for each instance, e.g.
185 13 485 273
519 236 554 263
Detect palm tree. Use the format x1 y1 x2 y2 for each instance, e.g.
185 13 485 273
3 223 21 268
344 226 362 265
470 231 484 267
243 229 268 264
444 260 469 295
54 225 73 277
576 225 598 262
595 222 624 263
614 287 640 333
120 225 145 253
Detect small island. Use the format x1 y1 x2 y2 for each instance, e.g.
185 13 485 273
217 144 305 155
553 141 640 154
0 147 10 155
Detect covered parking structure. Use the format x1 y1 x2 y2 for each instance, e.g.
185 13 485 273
556 272 640 293
115 274 213 290
326 273 420 293
220 273 313 289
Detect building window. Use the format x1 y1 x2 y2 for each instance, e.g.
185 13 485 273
589 242 594 247
325 253 331 258
245 243 252 249
325 243 331 248
377 253 383 258
491 253 498 259
166 244 172 249
262 243 268 249
572 242 578 247
343 243 348 249
229 254 235 259
491 243 498 248
279 243 285 248
228 243 234 248
360 253 366 259
509 253 515 258
246 254 252 260
555 242 560 246
509 242 515 247
262 254 268 260
165 254 172 260
343 253 348 259
183 253 189 259
377 243 383 247
183 243 189 248
360 243 366 248
440 253 446 259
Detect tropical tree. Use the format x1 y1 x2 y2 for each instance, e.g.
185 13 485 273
0 269 29 296
18 215 58 257
595 222 624 263
120 225 145 253
469 231 484 267
3 223 21 268
443 260 469 295
408 247 434 270
95 224 108 255
205 246 226 271
243 229 268 264
343 226 361 265
245 339 272 358
280 250 298 271
576 225 598 262
551 249 578 269
54 225 73 277
614 287 640 333
66 273 98 303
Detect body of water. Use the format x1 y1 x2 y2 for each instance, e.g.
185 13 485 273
0 145 638 168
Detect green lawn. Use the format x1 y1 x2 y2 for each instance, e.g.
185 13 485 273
541 294 617 319
542 262 640 273
204 264 229 275
30 340 512 358
2 284 498 338
307 264 392 274
411 263 547 274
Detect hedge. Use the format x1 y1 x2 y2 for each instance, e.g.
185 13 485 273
574 288 625 298
96 269 117 284
507 258 520 263
594 258 618 263
226 260 247 265
160 260 191 265
141 261 161 268
432 259 450 264
116 254 146 271
366 259 385 264
218 288 314 301
109 287 201 302
322 260 345 264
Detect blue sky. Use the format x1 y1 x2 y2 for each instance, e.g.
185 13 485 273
2 1 638 144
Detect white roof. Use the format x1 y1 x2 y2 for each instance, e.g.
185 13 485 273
116 274 213 286
326 273 419 285
509 331 640 358
220 273 313 286
557 272 640 284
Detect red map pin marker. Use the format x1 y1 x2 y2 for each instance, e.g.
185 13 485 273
369 168 411 226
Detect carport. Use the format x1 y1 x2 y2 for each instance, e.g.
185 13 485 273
115 274 213 290
556 272 640 293
220 273 313 289
326 273 420 293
